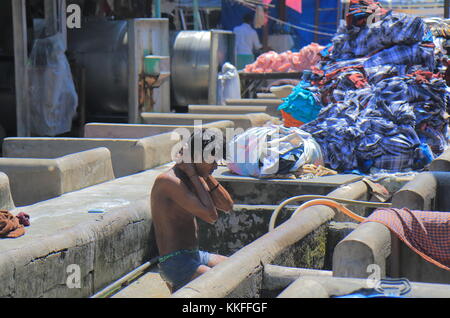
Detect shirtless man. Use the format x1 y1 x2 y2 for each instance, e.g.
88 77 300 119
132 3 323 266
151 130 234 292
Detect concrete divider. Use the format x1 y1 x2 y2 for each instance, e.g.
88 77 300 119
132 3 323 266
0 172 15 211
172 181 370 298
333 222 391 279
277 275 450 298
333 172 450 284
0 163 172 298
0 148 115 207
84 121 235 139
225 99 283 107
430 148 450 172
3 133 179 178
188 105 280 117
213 166 364 205
189 105 270 115
141 113 278 130
263 265 332 295
256 93 278 99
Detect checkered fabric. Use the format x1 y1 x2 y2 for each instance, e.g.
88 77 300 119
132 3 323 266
364 208 450 271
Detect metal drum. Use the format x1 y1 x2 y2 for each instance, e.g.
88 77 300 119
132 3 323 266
67 20 129 114
172 30 236 107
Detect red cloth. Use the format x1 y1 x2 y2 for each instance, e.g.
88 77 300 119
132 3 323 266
0 211 30 239
363 208 450 271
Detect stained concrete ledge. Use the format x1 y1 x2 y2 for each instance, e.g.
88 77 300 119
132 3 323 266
430 148 450 172
140 113 279 130
188 105 280 117
225 99 283 107
277 275 450 298
0 172 15 211
0 164 171 298
0 148 115 207
3 133 179 178
84 121 235 139
172 181 369 298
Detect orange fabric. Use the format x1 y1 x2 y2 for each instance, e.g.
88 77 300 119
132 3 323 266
281 110 304 128
0 211 26 239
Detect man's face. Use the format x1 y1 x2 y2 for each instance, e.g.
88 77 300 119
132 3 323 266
195 161 218 178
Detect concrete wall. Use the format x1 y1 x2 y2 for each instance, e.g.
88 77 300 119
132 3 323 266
84 121 235 139
172 181 370 298
0 164 170 298
140 113 279 130
0 148 115 207
188 105 280 117
3 133 179 178
0 172 15 211
334 172 450 285
213 167 364 205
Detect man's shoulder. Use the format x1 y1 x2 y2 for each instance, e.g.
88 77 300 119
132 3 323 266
155 171 180 186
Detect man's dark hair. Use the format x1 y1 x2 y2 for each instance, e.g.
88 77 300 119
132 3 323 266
243 13 254 24
186 129 227 163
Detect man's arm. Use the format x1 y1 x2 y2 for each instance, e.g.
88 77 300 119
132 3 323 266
160 170 218 224
203 175 234 213
252 30 263 54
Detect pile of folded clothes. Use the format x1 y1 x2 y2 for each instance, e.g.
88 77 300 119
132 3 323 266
281 0 450 173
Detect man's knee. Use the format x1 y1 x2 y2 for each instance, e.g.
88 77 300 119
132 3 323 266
208 254 228 267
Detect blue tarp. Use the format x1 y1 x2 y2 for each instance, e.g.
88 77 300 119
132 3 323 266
220 0 340 50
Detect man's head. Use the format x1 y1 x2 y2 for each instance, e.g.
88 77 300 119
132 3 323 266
182 129 227 177
243 13 254 25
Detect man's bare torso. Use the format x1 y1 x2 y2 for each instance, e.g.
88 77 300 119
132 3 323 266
151 169 199 256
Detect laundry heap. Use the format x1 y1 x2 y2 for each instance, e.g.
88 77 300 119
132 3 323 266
280 0 450 173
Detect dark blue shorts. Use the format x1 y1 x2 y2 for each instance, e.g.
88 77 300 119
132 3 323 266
158 249 211 291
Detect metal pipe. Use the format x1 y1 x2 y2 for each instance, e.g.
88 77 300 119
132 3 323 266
11 0 30 137
91 256 160 298
154 0 161 18
193 0 201 30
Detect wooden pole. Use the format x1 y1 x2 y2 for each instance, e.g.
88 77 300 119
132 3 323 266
12 0 30 137
445 0 450 19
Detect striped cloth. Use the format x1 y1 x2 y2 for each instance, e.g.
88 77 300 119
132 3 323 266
363 208 450 271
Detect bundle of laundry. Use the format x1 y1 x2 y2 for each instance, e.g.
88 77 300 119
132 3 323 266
0 211 30 239
227 126 323 178
302 73 449 173
278 81 323 125
334 9 429 60
299 1 450 173
244 43 325 73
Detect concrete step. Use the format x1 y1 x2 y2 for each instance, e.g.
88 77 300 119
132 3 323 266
84 121 234 139
3 133 178 178
0 148 115 207
225 99 283 107
140 113 279 130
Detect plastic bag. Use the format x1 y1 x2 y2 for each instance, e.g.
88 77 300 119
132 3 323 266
217 62 241 105
227 125 324 178
28 33 78 136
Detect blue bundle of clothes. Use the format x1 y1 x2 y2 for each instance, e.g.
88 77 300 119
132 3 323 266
280 2 450 173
